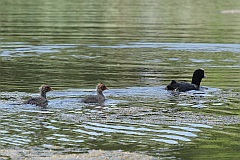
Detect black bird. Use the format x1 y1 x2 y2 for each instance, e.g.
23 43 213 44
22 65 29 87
166 69 206 92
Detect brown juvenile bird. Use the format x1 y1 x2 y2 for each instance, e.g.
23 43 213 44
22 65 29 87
24 85 53 107
82 83 108 103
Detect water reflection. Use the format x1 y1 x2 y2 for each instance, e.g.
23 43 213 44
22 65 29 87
0 42 76 57
0 71 239 159
1 0 240 159
90 42 240 53
0 87 239 151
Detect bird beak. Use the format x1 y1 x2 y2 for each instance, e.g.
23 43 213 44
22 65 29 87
204 74 207 78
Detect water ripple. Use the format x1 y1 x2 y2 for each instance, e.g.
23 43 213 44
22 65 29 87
90 42 240 53
0 43 77 57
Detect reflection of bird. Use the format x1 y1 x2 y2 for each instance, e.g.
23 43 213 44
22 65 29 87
82 83 108 103
24 85 53 107
166 69 206 92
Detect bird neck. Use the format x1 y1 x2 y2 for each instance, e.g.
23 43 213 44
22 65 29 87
40 90 47 99
97 90 104 97
191 78 201 88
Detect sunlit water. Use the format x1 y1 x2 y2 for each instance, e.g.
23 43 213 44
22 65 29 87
0 0 240 159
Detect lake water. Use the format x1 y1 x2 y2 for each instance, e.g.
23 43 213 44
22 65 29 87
0 0 240 159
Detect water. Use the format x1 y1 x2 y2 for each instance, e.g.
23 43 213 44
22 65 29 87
0 0 240 159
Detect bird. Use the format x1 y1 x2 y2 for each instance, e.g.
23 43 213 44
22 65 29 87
81 83 108 103
166 68 206 92
24 85 53 107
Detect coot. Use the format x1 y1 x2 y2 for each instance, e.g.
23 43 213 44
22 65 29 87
166 68 206 92
24 85 53 107
82 83 108 103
